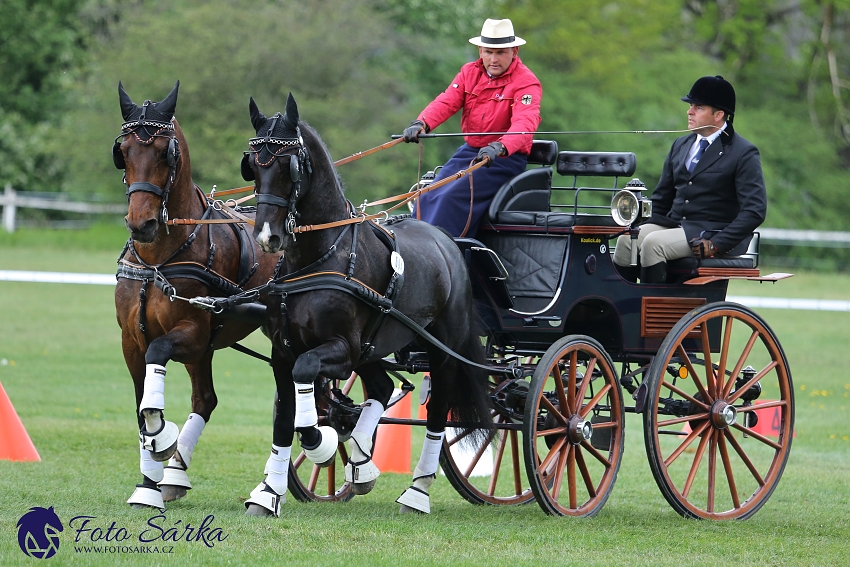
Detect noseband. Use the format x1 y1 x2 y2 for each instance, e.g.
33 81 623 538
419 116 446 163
113 101 181 225
242 114 312 238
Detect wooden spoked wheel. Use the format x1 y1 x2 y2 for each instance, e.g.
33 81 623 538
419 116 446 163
286 372 362 503
440 373 535 505
642 302 794 520
523 336 625 517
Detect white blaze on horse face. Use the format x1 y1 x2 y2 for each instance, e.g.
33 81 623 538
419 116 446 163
257 222 274 252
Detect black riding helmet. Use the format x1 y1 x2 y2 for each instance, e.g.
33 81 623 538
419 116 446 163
681 75 735 121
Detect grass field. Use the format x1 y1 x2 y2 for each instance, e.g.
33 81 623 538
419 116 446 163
1 225 849 566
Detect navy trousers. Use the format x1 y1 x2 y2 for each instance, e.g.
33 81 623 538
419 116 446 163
414 144 527 237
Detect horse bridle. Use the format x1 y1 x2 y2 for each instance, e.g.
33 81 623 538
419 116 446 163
113 101 181 225
241 113 312 238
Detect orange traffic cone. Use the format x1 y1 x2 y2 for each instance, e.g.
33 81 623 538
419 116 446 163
371 390 411 474
0 381 40 462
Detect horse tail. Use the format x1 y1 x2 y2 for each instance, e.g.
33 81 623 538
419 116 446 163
441 301 493 446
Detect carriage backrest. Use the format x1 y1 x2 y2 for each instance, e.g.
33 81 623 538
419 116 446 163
556 151 636 177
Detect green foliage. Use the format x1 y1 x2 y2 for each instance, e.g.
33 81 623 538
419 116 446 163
2 0 850 237
0 0 88 193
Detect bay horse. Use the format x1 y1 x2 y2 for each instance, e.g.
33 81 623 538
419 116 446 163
114 81 281 511
241 93 492 515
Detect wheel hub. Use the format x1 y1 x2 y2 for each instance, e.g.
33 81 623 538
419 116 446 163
710 400 737 429
568 415 593 444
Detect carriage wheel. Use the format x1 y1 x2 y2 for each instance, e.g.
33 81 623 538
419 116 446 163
439 373 535 506
523 336 625 516
282 372 362 503
643 302 794 520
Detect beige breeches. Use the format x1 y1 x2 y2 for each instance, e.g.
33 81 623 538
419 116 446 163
612 224 692 267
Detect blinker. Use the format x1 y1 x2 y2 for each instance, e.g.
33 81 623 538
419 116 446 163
241 153 255 181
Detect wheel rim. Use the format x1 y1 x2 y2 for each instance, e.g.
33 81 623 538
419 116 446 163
524 336 624 516
440 392 535 505
644 303 794 520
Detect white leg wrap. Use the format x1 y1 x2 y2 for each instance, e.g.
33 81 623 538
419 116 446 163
264 444 291 496
294 383 318 428
352 399 384 436
303 426 338 466
414 429 445 480
139 446 164 483
397 429 443 514
139 364 167 412
127 485 165 511
245 482 284 517
345 432 380 489
173 413 205 468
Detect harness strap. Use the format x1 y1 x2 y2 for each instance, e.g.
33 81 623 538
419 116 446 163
266 273 505 374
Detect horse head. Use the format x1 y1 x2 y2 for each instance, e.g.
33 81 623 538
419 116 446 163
243 93 316 254
114 81 188 243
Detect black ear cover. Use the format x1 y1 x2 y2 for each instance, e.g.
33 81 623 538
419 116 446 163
113 141 126 169
290 154 301 182
166 137 180 167
241 153 255 181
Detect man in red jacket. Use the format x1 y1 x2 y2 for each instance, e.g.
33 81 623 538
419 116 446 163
403 18 542 237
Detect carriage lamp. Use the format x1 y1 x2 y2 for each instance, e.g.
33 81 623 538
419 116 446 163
610 179 650 226
611 191 639 226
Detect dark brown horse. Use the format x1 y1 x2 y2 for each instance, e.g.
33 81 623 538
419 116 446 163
243 94 492 515
114 81 280 510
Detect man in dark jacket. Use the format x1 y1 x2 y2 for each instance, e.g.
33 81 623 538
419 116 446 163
613 75 767 283
402 18 542 237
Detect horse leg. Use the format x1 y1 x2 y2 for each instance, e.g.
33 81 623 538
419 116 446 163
344 363 393 495
124 348 166 510
160 351 216 502
246 348 294 517
290 342 351 466
137 336 180 462
397 361 450 515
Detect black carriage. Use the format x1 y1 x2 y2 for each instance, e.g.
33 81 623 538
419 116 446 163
282 142 794 520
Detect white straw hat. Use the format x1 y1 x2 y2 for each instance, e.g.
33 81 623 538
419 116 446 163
469 19 526 48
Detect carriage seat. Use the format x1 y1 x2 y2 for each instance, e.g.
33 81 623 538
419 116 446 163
487 150 636 229
487 140 557 224
667 233 760 282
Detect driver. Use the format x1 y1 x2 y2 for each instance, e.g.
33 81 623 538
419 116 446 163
402 18 542 237
612 75 767 283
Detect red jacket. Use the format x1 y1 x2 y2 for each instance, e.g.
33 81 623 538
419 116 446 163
418 55 542 156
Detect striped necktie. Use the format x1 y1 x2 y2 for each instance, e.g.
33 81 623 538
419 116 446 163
687 138 710 173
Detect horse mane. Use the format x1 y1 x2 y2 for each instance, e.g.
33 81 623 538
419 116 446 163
298 120 346 199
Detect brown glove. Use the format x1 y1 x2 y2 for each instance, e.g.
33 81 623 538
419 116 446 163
689 238 717 258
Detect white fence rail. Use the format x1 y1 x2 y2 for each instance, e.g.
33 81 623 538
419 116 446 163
1 184 126 232
1 185 849 245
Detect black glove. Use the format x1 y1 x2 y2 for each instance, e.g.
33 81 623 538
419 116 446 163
689 237 717 258
403 120 427 143
475 142 506 167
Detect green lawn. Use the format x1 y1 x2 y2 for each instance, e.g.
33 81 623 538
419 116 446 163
0 227 848 566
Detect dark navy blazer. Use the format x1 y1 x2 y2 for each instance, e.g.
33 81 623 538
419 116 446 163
649 123 767 255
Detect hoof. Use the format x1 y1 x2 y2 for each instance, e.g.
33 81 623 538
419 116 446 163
141 420 179 462
245 504 274 517
351 480 376 496
160 485 188 502
303 426 338 467
127 485 165 512
396 486 430 514
399 503 426 515
244 482 284 517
